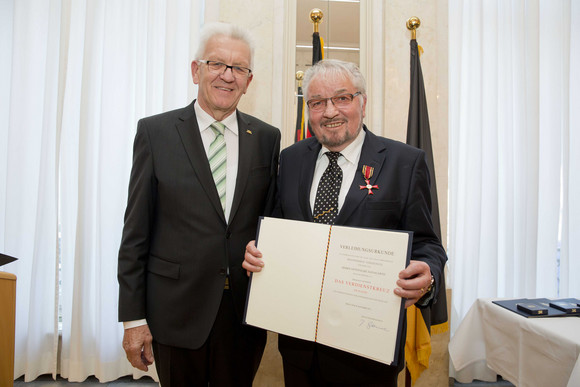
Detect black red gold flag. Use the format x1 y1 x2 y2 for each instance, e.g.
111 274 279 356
295 31 325 142
295 85 306 142
405 38 449 385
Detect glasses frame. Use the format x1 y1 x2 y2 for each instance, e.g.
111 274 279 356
198 60 252 78
306 92 363 112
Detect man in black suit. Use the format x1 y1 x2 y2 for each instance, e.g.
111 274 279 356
243 59 447 386
118 22 280 387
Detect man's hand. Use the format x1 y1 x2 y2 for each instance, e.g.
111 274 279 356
242 240 264 276
394 260 432 308
122 324 154 371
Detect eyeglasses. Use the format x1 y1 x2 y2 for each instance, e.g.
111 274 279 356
306 92 362 112
198 60 252 78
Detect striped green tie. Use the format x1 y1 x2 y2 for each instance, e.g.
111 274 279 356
209 121 226 212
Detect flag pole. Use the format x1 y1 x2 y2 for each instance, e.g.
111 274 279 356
405 16 426 387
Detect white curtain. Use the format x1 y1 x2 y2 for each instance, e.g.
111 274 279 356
448 0 580 334
0 0 207 382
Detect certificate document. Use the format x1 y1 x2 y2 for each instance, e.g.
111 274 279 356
244 217 411 365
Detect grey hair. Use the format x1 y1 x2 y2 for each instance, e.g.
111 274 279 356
302 59 367 101
194 22 255 69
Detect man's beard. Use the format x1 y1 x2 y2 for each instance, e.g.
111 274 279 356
313 121 363 149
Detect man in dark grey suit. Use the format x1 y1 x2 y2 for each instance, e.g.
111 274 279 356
118 22 280 387
243 59 446 386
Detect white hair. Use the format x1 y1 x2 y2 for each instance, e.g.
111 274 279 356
194 22 255 69
302 59 367 101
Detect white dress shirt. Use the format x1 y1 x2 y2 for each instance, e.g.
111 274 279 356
194 102 239 223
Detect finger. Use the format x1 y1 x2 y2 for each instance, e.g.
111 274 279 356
243 251 264 266
245 240 262 258
396 277 423 290
399 275 431 291
243 243 265 271
142 341 154 366
399 260 429 278
404 298 419 308
141 352 153 368
394 290 421 308
394 287 424 302
394 293 419 309
134 358 148 372
242 257 264 273
126 346 147 371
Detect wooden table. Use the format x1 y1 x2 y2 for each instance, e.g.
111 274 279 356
0 271 16 387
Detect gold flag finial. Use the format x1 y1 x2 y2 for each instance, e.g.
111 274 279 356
296 71 304 88
406 16 421 40
310 8 323 33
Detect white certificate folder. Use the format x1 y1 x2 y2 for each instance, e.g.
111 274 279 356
244 217 411 365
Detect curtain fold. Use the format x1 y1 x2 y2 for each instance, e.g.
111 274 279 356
449 0 580 333
1 0 61 380
560 0 580 301
1 0 204 382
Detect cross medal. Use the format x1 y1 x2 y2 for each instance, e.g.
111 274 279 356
359 165 379 195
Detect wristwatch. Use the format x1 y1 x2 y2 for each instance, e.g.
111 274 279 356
417 275 435 306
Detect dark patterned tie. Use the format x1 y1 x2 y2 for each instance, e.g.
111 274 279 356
313 152 343 224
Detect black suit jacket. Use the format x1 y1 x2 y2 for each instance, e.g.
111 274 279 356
118 101 280 349
275 127 447 383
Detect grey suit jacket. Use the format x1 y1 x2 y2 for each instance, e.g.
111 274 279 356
118 100 280 349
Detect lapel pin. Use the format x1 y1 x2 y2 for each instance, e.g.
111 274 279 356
246 129 253 135
359 165 379 195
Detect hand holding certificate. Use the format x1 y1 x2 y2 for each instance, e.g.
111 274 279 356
243 217 412 365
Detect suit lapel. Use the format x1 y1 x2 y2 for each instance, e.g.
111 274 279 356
175 102 226 222
299 141 322 221
229 111 254 224
336 128 387 224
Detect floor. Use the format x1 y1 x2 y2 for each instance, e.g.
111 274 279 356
452 377 514 386
13 375 157 387
14 375 514 386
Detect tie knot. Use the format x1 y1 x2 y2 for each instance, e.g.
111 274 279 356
210 121 225 136
325 151 341 165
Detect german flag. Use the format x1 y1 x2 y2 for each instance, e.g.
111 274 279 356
295 85 306 142
312 31 324 64
405 38 449 385
295 31 324 142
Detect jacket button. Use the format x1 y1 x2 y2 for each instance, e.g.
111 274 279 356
225 230 232 239
219 269 227 276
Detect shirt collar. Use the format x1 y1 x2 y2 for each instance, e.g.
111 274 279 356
194 101 239 135
318 126 366 165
